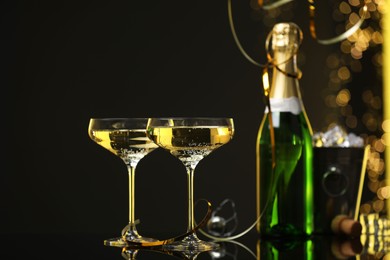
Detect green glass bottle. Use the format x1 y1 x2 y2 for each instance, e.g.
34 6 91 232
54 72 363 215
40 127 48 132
256 22 314 239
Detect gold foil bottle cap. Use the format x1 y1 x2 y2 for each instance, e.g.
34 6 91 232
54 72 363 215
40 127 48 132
271 22 302 52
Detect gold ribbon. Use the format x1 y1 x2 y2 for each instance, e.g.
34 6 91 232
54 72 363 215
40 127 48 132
229 0 368 57
264 24 303 80
108 199 213 248
228 0 303 78
258 0 368 45
259 0 294 11
308 0 368 45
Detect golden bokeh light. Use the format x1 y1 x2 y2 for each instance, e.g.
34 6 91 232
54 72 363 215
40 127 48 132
351 46 363 59
373 199 385 212
337 66 351 80
360 203 372 214
340 104 353 116
372 31 384 44
340 2 352 14
325 94 338 108
341 40 352 53
377 186 390 200
372 53 383 67
367 1 378 12
326 54 341 68
349 12 361 24
346 115 358 128
374 138 386 152
383 119 390 132
370 96 382 109
362 90 374 103
348 0 360 7
336 88 351 105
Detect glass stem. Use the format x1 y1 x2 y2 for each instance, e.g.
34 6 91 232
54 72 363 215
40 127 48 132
128 165 136 227
186 166 195 232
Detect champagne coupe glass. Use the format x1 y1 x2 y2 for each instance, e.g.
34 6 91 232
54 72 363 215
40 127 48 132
146 117 235 253
88 118 159 246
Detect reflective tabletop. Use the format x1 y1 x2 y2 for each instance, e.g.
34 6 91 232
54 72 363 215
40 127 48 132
2 232 387 259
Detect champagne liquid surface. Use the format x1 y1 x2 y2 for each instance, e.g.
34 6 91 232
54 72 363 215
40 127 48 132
148 126 233 168
257 112 313 238
90 129 158 164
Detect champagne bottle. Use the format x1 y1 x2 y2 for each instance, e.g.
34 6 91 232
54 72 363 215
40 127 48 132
256 22 314 239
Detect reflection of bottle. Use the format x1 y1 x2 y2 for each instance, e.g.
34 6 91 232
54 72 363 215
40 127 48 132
256 22 314 239
257 239 312 259
257 237 362 260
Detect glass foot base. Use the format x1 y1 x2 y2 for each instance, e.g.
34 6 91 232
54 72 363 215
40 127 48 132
104 236 158 247
162 234 220 254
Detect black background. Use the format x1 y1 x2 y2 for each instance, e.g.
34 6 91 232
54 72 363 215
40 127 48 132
3 0 357 241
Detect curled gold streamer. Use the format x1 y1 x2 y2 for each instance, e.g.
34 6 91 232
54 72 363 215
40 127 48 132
262 67 276 172
261 0 294 10
228 0 265 67
308 0 368 45
264 26 303 80
232 0 368 53
106 199 213 248
228 0 302 79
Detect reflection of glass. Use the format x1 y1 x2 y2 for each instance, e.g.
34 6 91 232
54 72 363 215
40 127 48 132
121 240 255 260
120 246 212 260
147 117 234 253
121 247 139 260
88 118 159 246
209 240 255 260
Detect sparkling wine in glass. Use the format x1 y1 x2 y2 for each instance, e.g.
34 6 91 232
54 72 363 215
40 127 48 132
88 118 159 246
146 117 234 253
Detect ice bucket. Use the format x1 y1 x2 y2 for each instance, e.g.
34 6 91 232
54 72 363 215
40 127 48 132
312 145 370 235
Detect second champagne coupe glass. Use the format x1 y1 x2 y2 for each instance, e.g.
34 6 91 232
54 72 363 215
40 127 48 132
88 118 159 246
146 117 235 253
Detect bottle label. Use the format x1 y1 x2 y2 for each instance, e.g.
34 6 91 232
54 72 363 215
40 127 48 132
265 97 302 115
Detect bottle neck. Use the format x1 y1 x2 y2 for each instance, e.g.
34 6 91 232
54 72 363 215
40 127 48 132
269 52 300 100
266 51 307 116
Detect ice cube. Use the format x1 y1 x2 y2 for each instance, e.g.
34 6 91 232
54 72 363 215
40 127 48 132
313 125 364 147
345 133 364 147
323 125 347 147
